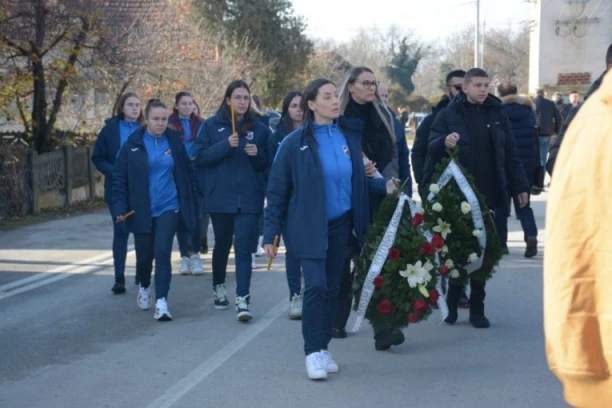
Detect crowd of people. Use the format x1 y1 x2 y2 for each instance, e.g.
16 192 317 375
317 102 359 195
91 43 611 386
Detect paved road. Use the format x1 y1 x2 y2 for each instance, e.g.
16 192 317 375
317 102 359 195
0 193 567 408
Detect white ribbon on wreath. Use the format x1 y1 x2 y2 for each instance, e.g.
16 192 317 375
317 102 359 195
427 159 487 275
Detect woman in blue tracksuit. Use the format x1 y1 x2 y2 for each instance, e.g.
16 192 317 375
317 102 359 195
91 92 143 294
168 91 205 276
268 91 304 320
263 78 396 381
497 82 539 258
332 68 412 350
195 80 270 322
112 100 197 321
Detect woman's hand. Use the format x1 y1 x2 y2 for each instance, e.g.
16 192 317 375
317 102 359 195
386 178 399 195
245 143 258 156
363 158 378 178
228 133 239 147
264 244 277 258
115 215 125 223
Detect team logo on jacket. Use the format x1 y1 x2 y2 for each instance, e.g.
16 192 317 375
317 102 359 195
246 131 254 140
165 149 172 156
342 145 350 157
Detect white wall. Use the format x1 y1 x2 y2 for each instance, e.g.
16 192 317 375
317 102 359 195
529 0 612 93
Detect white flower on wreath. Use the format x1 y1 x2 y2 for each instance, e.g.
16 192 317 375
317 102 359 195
472 229 483 238
450 269 460 278
432 202 443 212
429 184 440 194
432 218 452 239
468 253 479 263
441 245 449 255
445 258 455 269
399 261 434 288
461 201 471 214
416 205 425 214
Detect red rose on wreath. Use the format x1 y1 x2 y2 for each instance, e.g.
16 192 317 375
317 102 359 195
413 299 428 313
388 248 401 261
407 313 420 323
428 289 440 303
431 234 444 249
419 242 435 256
439 265 449 275
374 275 384 288
377 299 393 314
412 213 424 226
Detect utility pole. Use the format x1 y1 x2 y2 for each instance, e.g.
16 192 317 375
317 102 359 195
474 0 481 67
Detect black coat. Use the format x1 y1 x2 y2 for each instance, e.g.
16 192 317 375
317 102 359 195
422 92 529 208
533 95 562 136
547 70 607 175
412 96 450 187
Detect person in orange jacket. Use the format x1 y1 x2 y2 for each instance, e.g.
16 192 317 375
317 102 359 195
544 69 612 407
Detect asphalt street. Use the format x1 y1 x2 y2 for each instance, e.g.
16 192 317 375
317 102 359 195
0 192 568 408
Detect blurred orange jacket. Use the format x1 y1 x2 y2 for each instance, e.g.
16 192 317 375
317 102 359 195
545 70 612 407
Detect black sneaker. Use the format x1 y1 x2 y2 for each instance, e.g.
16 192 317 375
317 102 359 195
332 327 347 339
524 237 538 258
111 282 126 294
213 284 229 310
236 295 252 322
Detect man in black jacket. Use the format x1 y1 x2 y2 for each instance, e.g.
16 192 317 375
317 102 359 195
422 68 530 329
547 43 612 175
412 69 466 196
532 88 562 190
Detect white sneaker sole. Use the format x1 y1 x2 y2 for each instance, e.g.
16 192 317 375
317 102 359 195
179 270 191 276
192 269 204 276
289 311 302 320
307 370 328 380
237 311 252 322
325 364 339 373
214 304 229 310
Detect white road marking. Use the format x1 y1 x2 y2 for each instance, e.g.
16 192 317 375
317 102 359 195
146 299 288 408
0 246 135 300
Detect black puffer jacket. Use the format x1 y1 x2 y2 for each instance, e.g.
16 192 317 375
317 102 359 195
547 70 607 175
412 95 450 187
533 95 563 136
422 92 529 208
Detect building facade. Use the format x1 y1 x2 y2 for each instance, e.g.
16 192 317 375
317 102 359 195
529 0 612 95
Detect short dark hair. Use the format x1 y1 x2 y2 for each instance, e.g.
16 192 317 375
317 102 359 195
606 43 612 66
497 81 517 97
446 70 466 85
569 90 579 95
464 68 489 84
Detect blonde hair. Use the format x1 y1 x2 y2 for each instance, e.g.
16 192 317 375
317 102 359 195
338 66 395 142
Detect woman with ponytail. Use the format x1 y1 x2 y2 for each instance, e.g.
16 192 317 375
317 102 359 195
168 92 205 276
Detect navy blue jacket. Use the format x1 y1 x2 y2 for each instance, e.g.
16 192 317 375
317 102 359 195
195 112 270 214
263 116 387 260
111 127 198 234
268 121 292 165
91 117 122 205
422 92 529 208
500 95 538 189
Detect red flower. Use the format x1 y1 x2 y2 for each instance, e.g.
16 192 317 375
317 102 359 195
412 213 424 226
429 289 440 303
388 248 401 261
407 313 420 323
431 234 444 249
439 265 449 275
376 299 393 315
419 242 435 256
413 299 428 313
374 275 384 288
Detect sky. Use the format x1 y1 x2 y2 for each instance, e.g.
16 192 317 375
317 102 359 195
291 0 534 43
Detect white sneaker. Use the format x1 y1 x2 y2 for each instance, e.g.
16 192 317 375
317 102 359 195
289 294 302 320
319 350 339 373
213 284 230 310
305 352 327 380
190 253 204 275
137 286 151 310
179 256 191 275
236 295 252 322
154 298 173 321
251 254 258 269
255 236 264 257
